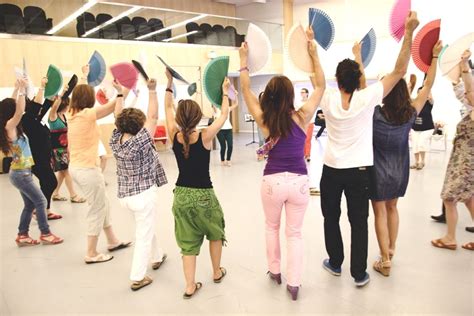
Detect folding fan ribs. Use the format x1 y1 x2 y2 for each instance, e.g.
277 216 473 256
132 59 149 81
389 0 411 42
411 19 441 73
202 56 229 108
361 28 376 68
308 8 335 50
87 50 106 87
110 62 139 90
245 23 272 74
45 64 63 99
439 32 474 77
286 23 313 74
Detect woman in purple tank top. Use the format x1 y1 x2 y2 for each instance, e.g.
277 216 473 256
239 26 325 301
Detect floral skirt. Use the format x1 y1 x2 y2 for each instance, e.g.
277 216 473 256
51 148 69 172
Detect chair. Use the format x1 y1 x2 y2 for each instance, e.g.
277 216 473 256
101 23 119 39
131 16 147 28
23 6 52 34
154 126 167 144
148 18 170 41
96 13 112 25
77 12 95 23
115 16 131 32
0 3 24 34
76 20 98 37
137 24 154 41
200 23 212 44
224 26 237 46
212 24 225 45
236 33 245 47
430 127 448 152
120 23 136 40
185 22 199 43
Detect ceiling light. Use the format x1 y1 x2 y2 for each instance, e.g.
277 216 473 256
82 6 141 37
47 0 98 35
136 14 207 40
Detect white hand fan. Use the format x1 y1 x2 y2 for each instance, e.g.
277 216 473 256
439 32 474 76
286 23 313 74
245 23 272 74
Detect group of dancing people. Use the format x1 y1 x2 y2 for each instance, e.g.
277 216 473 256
0 11 472 300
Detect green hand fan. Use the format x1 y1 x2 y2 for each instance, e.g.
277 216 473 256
44 64 63 99
203 56 229 108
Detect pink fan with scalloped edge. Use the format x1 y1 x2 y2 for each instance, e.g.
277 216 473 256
411 19 441 73
110 62 138 90
389 0 411 42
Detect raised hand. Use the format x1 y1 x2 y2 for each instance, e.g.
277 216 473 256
147 78 157 91
405 11 420 34
308 39 317 57
306 25 314 41
81 64 90 77
239 42 249 61
352 41 362 57
165 68 173 82
461 49 471 62
41 77 48 88
112 79 123 93
222 77 230 93
432 40 443 57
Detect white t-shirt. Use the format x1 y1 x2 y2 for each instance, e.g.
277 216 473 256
320 82 384 169
214 107 232 130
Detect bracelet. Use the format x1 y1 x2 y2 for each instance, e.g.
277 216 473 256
239 66 249 72
116 94 123 97
165 88 173 93
432 56 438 58
462 70 470 73
223 94 228 98
18 92 26 97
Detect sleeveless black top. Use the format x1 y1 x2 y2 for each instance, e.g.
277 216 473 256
413 100 434 131
172 132 212 188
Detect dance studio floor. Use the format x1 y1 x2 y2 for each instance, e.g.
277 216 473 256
0 134 472 315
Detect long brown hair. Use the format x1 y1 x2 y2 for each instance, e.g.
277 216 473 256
175 99 202 159
0 98 24 155
69 84 95 115
381 78 415 125
261 76 298 139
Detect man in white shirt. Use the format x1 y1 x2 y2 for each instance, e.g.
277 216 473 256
316 12 420 287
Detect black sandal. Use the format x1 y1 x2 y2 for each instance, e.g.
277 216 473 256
213 267 227 283
183 282 202 299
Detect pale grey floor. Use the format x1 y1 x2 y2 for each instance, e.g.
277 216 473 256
0 134 472 316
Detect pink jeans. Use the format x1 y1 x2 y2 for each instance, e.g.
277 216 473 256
261 172 309 286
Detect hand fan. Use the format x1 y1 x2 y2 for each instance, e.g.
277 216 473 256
44 64 63 99
286 23 314 73
308 8 335 50
439 32 474 76
132 59 149 81
228 83 237 101
22 58 35 99
62 74 78 100
187 82 197 96
203 56 229 108
389 0 411 42
411 19 441 73
96 88 109 105
87 51 106 87
110 62 138 90
172 82 177 99
360 28 376 68
156 55 189 84
245 23 272 73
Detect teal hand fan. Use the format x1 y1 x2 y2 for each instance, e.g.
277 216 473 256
44 64 63 99
187 83 197 96
203 56 229 108
87 51 106 87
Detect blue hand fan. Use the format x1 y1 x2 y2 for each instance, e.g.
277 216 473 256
87 51 106 87
360 28 376 68
308 8 335 50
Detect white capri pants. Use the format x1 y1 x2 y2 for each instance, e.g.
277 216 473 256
411 129 433 153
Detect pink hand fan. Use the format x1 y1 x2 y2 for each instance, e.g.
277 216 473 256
439 32 474 76
389 0 411 42
411 19 441 73
109 62 138 90
286 23 313 74
246 23 272 74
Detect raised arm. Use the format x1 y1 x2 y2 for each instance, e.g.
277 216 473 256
239 42 264 128
48 84 69 122
412 41 442 113
164 69 178 142
299 26 326 125
202 78 230 145
229 91 239 111
381 11 419 97
11 79 20 99
96 80 125 120
34 77 47 104
5 79 27 132
353 42 367 89
80 65 89 85
460 49 474 106
144 79 158 136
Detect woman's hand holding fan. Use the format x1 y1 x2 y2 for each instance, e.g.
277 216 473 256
239 42 249 66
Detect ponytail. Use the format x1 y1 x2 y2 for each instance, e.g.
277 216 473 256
175 100 203 159
181 128 191 159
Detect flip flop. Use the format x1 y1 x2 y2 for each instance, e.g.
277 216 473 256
131 276 153 291
108 241 132 252
431 238 457 250
85 253 114 264
152 254 167 270
47 213 63 220
183 282 202 299
462 242 474 251
213 267 227 283
70 195 86 203
52 195 67 201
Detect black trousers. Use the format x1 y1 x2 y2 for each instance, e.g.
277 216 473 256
320 164 371 280
216 129 233 161
32 163 58 210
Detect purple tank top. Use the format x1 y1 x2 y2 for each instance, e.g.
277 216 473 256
263 120 307 176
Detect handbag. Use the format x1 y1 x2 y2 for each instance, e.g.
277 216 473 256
256 137 279 160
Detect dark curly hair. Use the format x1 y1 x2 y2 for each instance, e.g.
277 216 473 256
115 108 146 135
381 78 416 125
335 59 362 94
